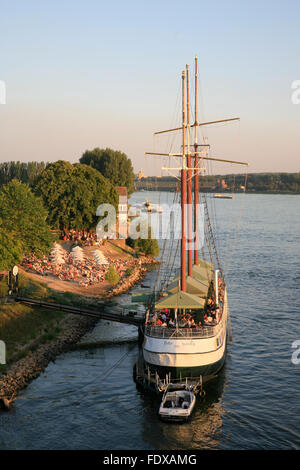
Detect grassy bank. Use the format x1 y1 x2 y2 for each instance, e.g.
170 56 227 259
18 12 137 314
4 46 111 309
0 302 65 371
0 272 101 408
0 274 101 374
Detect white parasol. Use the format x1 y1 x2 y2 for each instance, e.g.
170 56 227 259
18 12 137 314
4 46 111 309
92 250 108 266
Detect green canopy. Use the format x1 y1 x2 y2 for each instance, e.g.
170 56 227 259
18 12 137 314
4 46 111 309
167 276 209 298
196 258 214 269
192 264 213 282
155 290 205 309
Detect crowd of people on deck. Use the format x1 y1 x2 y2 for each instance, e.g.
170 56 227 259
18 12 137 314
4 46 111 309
147 277 225 329
22 248 133 289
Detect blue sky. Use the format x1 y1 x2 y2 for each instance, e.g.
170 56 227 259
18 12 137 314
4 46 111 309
0 0 300 175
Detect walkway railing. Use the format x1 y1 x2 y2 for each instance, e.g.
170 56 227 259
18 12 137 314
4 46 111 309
145 322 223 339
14 296 144 326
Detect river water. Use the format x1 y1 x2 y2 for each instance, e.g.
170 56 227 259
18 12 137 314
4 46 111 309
1 192 300 450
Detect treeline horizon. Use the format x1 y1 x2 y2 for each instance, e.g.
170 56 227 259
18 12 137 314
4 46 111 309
0 149 135 193
1 161 300 192
135 171 300 193
0 161 48 186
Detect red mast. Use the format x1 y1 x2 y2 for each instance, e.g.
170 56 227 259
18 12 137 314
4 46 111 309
186 64 193 277
145 58 243 284
194 56 199 266
181 70 187 291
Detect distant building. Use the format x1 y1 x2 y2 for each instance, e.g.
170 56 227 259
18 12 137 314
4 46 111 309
215 178 228 191
116 186 128 242
137 169 144 180
220 179 227 190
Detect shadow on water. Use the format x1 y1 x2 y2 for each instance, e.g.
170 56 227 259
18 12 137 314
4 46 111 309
134 355 227 450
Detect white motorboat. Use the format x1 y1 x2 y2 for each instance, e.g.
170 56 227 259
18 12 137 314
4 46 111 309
158 385 196 422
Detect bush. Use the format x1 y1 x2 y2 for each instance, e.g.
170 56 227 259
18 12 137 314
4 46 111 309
135 238 160 257
126 237 160 257
126 225 160 258
126 237 134 249
105 265 120 285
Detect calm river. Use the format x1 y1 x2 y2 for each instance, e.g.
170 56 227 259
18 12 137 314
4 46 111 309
0 192 300 450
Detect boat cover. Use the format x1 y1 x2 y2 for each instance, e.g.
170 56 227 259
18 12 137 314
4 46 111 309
154 290 205 309
192 264 214 282
167 276 209 298
196 258 214 269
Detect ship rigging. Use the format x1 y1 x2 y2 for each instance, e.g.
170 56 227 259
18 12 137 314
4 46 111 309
134 57 248 394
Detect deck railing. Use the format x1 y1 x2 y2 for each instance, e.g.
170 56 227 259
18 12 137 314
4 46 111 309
145 322 223 339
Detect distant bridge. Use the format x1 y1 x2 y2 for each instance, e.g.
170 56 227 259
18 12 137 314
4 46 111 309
14 296 145 327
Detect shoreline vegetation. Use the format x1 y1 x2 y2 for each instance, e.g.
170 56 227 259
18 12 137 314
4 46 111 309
134 172 300 194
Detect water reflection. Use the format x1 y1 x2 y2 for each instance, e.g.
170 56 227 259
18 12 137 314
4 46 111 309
135 358 227 450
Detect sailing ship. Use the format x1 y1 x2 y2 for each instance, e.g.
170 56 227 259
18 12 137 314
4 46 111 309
135 57 248 386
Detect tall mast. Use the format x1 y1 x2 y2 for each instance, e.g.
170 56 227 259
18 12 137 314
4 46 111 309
194 56 199 265
186 64 193 277
181 70 187 292
145 58 244 282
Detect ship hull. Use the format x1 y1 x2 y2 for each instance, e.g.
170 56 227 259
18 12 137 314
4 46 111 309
142 294 228 379
143 352 226 379
143 331 227 379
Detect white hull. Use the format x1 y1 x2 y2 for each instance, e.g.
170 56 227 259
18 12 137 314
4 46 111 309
143 292 228 376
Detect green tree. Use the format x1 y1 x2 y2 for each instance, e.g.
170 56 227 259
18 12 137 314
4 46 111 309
34 161 118 230
105 264 120 285
79 147 135 196
0 179 53 259
0 228 23 270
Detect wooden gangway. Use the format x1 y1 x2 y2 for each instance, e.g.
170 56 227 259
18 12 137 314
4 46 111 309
14 296 145 327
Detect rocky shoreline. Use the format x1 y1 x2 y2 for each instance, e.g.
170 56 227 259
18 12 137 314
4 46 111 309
0 258 159 411
106 256 160 299
0 313 98 411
